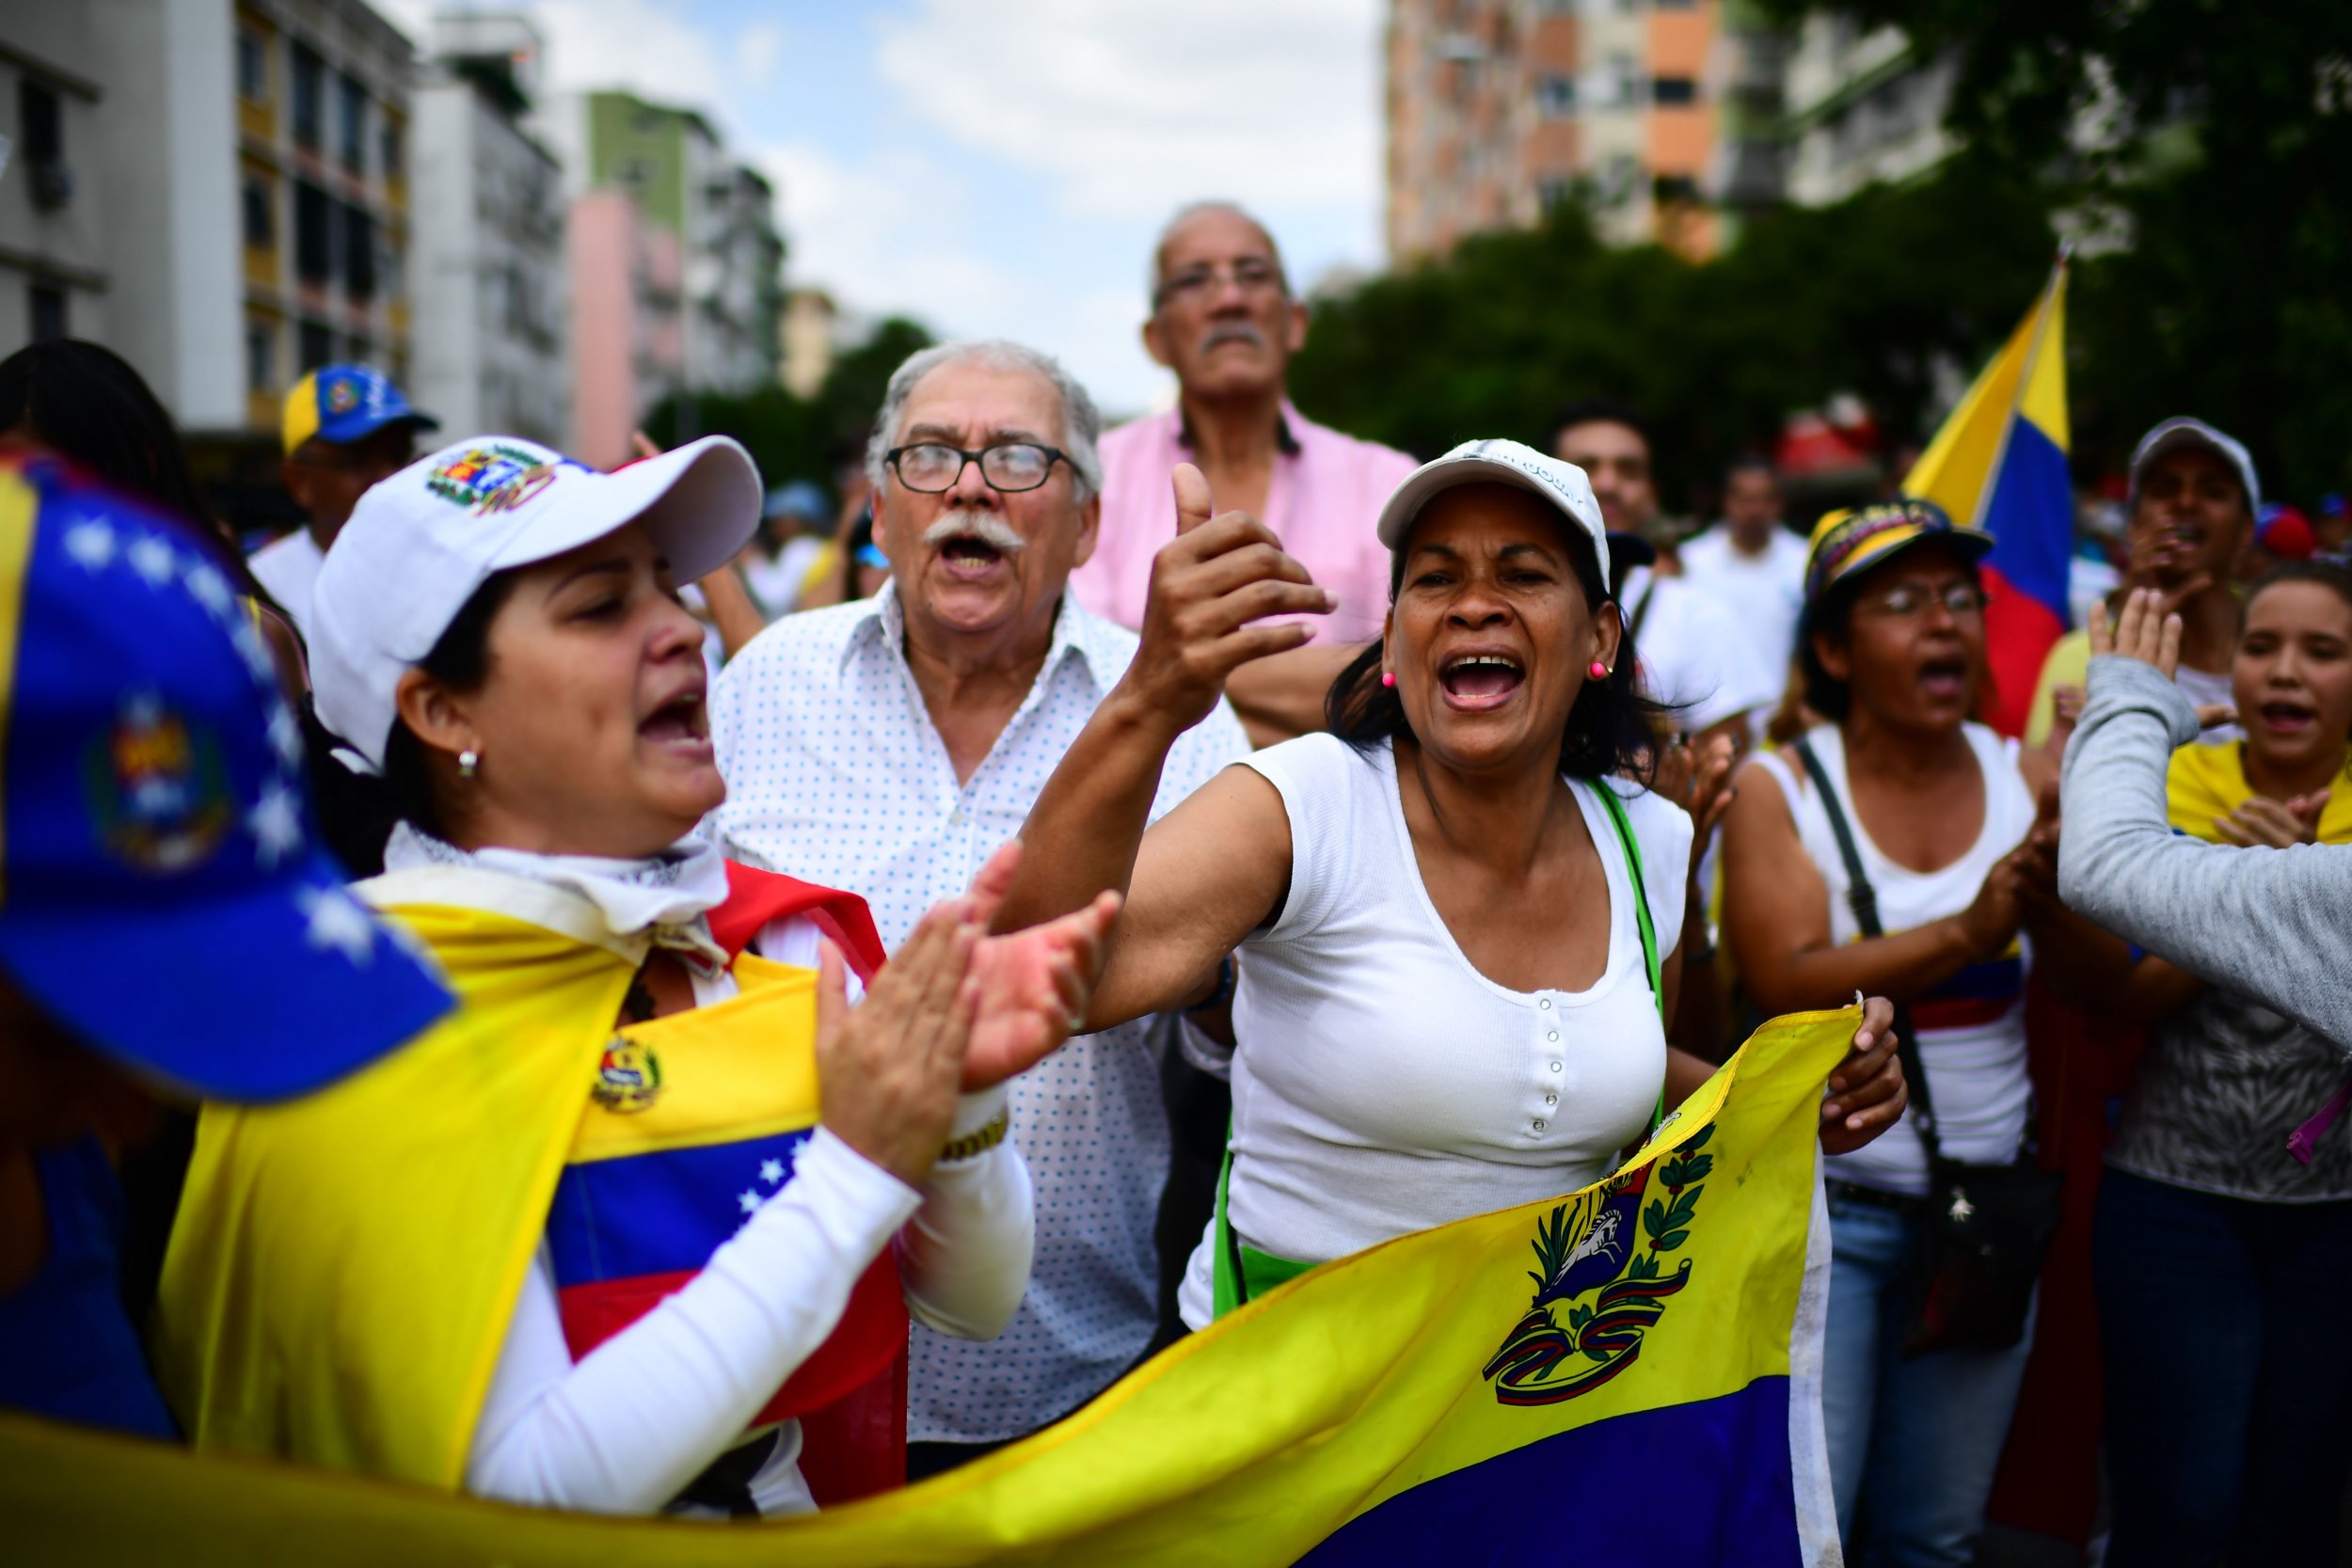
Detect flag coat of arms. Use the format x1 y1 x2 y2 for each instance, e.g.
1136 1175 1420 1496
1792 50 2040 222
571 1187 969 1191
12 1008 1856 1566
1904 259 2073 738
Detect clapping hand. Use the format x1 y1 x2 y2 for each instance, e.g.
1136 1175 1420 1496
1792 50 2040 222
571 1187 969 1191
1655 732 1737 863
1820 995 1907 1155
959 841 1121 1090
2090 587 2238 732
2215 791 2330 848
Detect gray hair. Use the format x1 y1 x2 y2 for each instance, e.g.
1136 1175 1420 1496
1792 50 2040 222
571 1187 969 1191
865 340 1104 503
1148 199 1290 303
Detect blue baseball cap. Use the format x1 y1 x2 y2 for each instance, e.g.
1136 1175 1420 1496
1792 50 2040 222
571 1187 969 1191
280 364 439 456
0 454 452 1101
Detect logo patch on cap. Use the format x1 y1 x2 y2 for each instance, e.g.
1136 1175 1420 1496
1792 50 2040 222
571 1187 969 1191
475 463 564 516
425 444 548 510
325 376 361 415
85 692 234 874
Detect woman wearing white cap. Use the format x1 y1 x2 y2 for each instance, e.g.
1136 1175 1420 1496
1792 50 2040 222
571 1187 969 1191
158 436 1118 1516
991 442 1906 1332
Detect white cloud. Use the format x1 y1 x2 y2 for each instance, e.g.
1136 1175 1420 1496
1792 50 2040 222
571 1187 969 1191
736 22 785 92
532 0 732 119
874 0 1385 221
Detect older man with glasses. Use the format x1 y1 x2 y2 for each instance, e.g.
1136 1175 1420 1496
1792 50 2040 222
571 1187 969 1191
1073 200 1417 747
707 340 1250 1479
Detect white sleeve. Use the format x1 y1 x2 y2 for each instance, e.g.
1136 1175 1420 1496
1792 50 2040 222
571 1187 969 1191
1237 735 1357 945
464 1129 918 1514
897 1085 1035 1340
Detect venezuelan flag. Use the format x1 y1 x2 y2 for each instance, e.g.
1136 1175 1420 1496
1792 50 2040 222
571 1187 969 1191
1905 257 2072 737
9 1007 1860 1566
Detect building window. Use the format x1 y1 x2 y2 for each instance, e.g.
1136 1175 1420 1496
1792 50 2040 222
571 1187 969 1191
337 74 366 173
294 182 334 281
246 320 275 392
236 26 267 101
380 119 402 182
1599 153 1642 205
19 80 71 212
1536 74 1577 118
1654 173 1702 204
342 204 375 301
28 283 68 342
290 42 324 150
1653 76 1697 106
297 321 333 372
1537 176 1576 211
1653 0 1696 8
1594 55 1642 110
242 177 274 248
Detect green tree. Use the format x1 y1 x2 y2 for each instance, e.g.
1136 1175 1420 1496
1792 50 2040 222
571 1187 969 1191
645 315 936 507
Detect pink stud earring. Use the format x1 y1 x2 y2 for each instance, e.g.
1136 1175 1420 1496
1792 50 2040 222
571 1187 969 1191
1379 671 1396 688
1589 660 1609 680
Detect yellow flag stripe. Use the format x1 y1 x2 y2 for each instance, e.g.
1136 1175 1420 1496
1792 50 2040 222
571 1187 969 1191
0 468 39 908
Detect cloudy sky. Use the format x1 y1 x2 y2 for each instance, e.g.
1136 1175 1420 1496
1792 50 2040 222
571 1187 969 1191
381 0 1390 417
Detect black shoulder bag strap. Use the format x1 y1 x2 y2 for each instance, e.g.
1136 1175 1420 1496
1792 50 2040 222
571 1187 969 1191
1789 737 1937 1158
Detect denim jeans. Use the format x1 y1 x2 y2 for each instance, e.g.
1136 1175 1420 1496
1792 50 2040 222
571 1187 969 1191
1820 1193 2035 1568
2094 1167 2352 1566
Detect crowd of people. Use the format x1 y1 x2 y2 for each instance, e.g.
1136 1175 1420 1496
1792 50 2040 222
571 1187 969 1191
0 196 2345 1567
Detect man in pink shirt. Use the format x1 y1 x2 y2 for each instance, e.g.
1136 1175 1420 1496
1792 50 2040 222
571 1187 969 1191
1073 201 1417 744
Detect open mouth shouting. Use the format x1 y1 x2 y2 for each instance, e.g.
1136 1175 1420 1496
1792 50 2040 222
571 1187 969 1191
925 511 1027 585
2256 697 2317 736
1917 656 1969 705
640 683 711 758
1438 648 1527 712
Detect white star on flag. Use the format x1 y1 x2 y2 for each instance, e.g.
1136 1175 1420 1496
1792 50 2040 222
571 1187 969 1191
738 1189 760 1215
266 703 305 769
246 780 304 866
184 563 235 619
758 1158 785 1187
297 885 375 965
230 621 277 684
63 518 116 571
127 534 178 585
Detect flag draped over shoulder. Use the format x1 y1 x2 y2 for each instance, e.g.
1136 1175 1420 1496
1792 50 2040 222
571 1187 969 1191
17 1007 1857 1567
1905 260 2073 738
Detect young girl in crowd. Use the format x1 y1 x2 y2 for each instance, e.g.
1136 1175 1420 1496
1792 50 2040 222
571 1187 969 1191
2068 561 2352 1564
994 442 1905 1329
158 436 1116 1517
1719 499 2116 1567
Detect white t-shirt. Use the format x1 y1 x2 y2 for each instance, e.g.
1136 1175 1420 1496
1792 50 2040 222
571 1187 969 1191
247 528 324 644
1678 524 1808 688
1618 564 1781 735
1177 734 1692 1329
1752 723 2035 1196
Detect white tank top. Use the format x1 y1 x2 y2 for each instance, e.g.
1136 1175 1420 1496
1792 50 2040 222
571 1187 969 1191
1753 723 2035 1196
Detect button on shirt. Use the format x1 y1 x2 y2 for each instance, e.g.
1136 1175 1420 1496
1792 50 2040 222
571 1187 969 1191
706 585 1251 1443
1073 402 1419 647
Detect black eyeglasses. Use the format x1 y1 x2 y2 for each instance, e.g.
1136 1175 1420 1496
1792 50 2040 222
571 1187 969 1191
884 442 1069 495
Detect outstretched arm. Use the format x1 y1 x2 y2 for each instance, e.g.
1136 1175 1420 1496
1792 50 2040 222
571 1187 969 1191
995 463 1330 1022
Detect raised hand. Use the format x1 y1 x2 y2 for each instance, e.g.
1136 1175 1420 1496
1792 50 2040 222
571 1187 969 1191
1123 463 1334 735
958 841 1121 1089
814 899 980 1187
1820 994 1906 1155
1657 732 1737 864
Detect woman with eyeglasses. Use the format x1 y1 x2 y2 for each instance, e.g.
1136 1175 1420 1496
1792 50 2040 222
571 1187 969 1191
1719 499 2111 1565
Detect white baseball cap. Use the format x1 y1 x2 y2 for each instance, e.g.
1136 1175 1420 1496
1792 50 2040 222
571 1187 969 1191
2129 417 2262 516
1374 438 1613 594
311 434 762 768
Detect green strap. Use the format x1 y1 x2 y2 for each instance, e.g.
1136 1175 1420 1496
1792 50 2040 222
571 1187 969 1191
1212 782 1669 1322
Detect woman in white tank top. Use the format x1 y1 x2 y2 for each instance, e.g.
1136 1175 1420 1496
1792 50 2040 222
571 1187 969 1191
1720 500 2113 1566
995 442 1908 1330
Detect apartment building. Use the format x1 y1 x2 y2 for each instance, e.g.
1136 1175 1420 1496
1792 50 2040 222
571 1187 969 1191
0 0 415 442
548 88 783 466
409 10 566 444
1778 16 1955 207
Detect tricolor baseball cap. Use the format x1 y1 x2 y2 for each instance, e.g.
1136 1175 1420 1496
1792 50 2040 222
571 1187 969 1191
281 364 439 456
2127 418 2261 516
1804 498 1993 605
1375 439 1613 593
0 454 451 1101
311 435 763 769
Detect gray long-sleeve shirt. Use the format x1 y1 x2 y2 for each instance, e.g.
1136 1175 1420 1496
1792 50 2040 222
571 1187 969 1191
2058 655 2352 1056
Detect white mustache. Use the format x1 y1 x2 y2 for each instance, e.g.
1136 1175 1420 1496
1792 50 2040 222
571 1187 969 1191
923 509 1028 556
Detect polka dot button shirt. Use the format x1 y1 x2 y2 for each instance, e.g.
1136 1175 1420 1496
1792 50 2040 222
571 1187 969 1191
707 586 1250 1443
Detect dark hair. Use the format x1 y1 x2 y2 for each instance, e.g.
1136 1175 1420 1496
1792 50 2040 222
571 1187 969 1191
0 340 232 551
837 503 876 603
1797 543 1985 723
1723 454 1777 488
311 572 519 874
1327 494 1670 781
1547 398 1656 462
2245 557 2352 624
